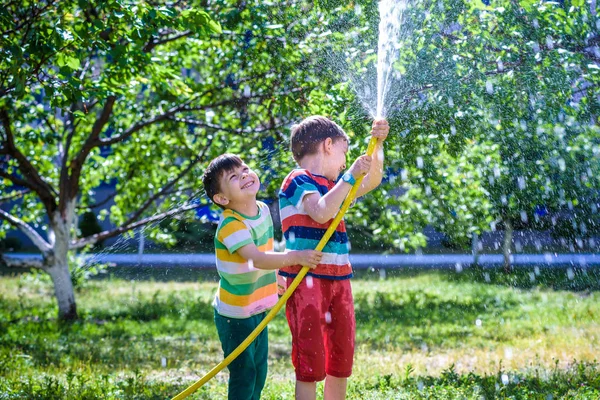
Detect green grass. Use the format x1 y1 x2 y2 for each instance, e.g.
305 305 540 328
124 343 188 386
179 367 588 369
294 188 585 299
1 268 599 399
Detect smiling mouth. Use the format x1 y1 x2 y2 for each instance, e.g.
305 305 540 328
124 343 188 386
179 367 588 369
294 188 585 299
241 180 255 189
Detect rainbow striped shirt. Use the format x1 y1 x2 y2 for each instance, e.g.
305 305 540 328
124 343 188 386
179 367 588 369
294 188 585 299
213 201 278 319
278 169 352 280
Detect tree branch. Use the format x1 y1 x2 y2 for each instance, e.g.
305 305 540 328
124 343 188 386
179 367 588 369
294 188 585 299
70 202 203 249
96 95 202 146
169 117 287 134
62 96 116 216
0 109 57 214
0 189 30 204
0 208 52 253
143 30 193 52
117 137 214 230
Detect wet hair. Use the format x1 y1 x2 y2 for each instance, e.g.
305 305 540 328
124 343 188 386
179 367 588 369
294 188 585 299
290 115 349 163
202 154 244 209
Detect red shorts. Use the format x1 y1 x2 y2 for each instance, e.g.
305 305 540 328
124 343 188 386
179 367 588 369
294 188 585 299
285 276 356 382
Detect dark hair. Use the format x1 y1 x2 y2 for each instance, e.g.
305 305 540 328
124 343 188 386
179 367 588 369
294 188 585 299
290 115 348 163
202 154 243 209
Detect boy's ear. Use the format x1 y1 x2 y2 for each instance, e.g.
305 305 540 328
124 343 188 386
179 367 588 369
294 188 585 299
323 137 333 154
213 193 229 207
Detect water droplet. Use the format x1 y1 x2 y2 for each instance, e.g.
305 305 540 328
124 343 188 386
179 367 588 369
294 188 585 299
501 374 509 385
494 166 501 178
401 169 408 181
486 80 494 95
475 318 482 327
289 231 296 243
484 273 491 282
518 176 526 190
379 268 387 280
546 36 554 49
416 157 424 168
532 42 540 53
325 311 332 324
425 185 432 196
450 125 456 135
248 258 255 270
490 221 497 231
520 211 528 223
497 60 504 72
558 158 566 172
533 18 539 29
306 275 314 288
567 268 575 280
515 240 522 252
421 343 428 352
529 272 536 282
161 357 167 368
534 266 540 275
244 85 251 97
417 381 424 391
504 347 513 359
455 263 463 273
448 97 454 107
205 109 215 123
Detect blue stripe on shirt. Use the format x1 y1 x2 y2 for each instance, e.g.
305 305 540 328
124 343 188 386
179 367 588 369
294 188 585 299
285 226 348 244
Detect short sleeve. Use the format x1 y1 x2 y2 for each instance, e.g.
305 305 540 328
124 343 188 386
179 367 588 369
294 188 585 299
280 174 319 210
217 217 253 254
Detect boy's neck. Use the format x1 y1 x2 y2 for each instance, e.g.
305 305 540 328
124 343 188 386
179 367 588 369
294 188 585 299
299 155 331 180
226 198 259 217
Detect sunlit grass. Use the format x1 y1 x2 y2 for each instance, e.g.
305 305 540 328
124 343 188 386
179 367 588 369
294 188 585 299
1 268 599 399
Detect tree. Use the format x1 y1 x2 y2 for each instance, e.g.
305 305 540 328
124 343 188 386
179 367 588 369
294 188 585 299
0 0 338 319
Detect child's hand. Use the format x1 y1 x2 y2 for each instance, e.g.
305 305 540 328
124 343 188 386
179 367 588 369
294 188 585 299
295 250 323 269
348 155 372 178
371 119 389 141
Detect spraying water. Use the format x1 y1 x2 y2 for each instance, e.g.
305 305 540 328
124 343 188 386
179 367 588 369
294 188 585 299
376 0 407 118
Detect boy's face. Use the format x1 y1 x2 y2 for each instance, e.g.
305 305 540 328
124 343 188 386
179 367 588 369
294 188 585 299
213 163 260 207
327 138 349 180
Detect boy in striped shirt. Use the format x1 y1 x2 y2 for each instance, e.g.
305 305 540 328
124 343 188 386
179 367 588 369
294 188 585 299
202 154 323 400
279 116 389 400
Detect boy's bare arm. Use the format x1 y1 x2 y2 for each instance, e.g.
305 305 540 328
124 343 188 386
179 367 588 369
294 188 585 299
356 140 385 197
236 244 322 270
356 119 389 197
301 185 353 224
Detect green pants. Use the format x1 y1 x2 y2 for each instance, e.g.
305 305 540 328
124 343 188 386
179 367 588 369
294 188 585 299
214 309 269 400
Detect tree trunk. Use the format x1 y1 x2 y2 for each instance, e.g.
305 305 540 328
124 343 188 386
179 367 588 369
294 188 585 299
47 260 77 320
47 204 78 320
503 220 513 274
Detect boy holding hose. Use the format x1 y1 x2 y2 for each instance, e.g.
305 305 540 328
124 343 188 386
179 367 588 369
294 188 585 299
202 153 323 400
279 116 389 400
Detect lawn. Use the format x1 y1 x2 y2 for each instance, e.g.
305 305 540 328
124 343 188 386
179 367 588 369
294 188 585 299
1 267 599 399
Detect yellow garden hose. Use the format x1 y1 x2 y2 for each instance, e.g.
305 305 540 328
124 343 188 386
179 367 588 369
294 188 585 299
171 136 379 400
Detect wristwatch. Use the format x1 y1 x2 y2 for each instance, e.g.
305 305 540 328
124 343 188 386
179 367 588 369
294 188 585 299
341 172 356 186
